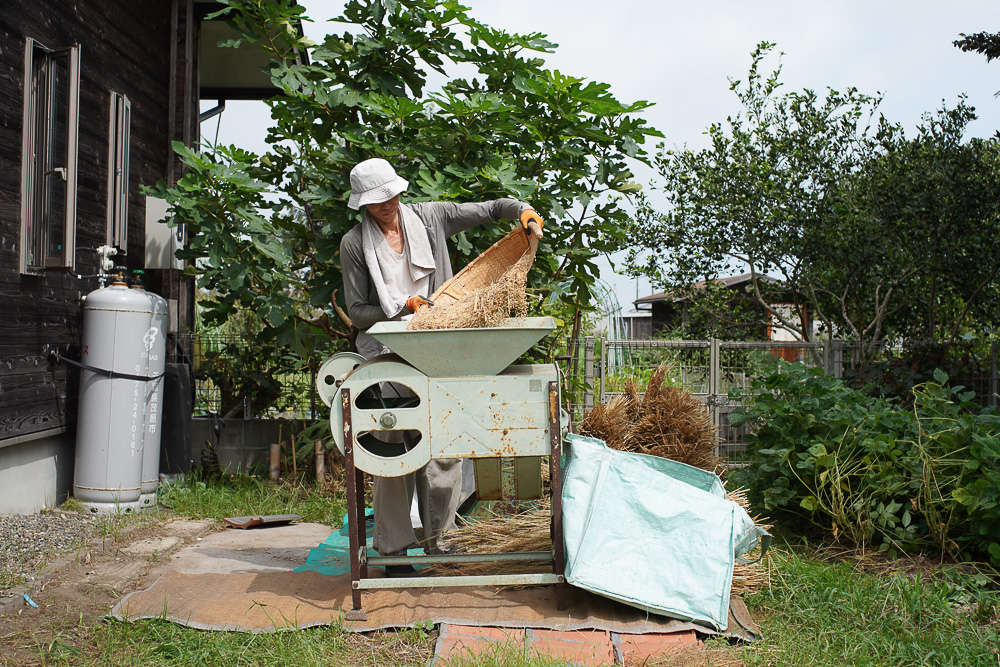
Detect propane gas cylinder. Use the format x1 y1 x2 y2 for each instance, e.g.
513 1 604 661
73 280 160 513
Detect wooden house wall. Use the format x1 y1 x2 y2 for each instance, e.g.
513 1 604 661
0 1 177 441
649 295 796 340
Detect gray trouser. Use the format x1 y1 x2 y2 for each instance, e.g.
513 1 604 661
371 457 462 555
369 379 463 556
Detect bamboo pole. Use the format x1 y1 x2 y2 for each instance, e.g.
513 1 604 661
314 439 325 484
269 443 280 481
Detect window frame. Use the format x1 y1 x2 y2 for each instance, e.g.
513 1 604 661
106 91 131 249
20 37 81 274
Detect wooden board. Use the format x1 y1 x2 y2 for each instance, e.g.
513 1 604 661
223 514 302 530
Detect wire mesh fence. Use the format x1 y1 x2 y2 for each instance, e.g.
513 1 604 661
169 330 999 466
168 333 348 420
584 338 828 463
576 337 1000 465
835 339 998 409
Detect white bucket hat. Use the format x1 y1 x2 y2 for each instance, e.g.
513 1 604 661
347 158 409 210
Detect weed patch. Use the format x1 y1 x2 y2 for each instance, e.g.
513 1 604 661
731 362 1000 565
158 473 346 526
734 546 1000 666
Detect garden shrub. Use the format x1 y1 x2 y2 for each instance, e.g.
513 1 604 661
730 362 1000 565
841 340 990 407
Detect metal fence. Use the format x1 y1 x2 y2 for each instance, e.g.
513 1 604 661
170 331 999 462
572 337 1000 463
834 339 999 409
168 333 346 420
570 338 828 462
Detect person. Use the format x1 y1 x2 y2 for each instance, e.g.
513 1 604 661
340 157 543 568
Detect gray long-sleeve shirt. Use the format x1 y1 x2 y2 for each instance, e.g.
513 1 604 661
341 198 530 356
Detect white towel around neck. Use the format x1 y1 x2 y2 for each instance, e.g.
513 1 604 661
361 204 436 318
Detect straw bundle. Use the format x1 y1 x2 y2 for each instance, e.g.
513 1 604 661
407 224 540 330
578 363 721 472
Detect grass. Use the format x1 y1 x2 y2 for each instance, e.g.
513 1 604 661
157 472 347 526
34 618 435 666
734 544 1000 667
59 493 160 543
93 507 160 544
70 620 579 667
0 558 26 591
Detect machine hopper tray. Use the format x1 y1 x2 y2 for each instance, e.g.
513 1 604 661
367 316 556 377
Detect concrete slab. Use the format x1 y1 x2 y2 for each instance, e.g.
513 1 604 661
120 536 183 559
0 588 33 615
78 559 147 591
156 522 334 575
162 520 213 539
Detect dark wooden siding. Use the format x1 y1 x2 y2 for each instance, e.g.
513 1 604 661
0 1 176 441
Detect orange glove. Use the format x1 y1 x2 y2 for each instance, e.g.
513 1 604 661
405 296 431 313
520 209 543 232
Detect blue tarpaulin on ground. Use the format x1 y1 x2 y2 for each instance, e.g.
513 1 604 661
291 509 375 576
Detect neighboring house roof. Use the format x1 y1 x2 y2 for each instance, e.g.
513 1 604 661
634 273 780 308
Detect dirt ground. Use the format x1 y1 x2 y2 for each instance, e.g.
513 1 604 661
0 516 220 666
0 515 448 667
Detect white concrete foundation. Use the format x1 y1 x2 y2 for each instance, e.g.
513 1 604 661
0 428 75 514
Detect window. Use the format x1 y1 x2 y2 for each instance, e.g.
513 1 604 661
107 92 131 249
20 38 80 274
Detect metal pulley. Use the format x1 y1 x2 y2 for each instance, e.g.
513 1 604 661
326 354 433 476
315 352 365 407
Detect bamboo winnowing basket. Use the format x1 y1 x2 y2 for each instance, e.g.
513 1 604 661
429 222 542 307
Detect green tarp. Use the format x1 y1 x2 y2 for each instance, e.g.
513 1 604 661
562 434 769 630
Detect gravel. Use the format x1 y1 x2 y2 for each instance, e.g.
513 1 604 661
0 511 97 591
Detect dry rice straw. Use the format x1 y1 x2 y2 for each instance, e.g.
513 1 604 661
578 363 722 473
408 227 537 330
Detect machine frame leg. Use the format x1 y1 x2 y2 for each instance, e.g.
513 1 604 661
549 381 566 611
342 388 368 621
354 464 368 581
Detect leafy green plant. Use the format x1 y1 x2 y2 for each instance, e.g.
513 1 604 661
731 362 1000 565
842 339 991 407
199 343 283 418
148 0 660 353
730 362 910 546
950 402 1000 565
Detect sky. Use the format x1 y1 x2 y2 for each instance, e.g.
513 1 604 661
202 0 999 313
